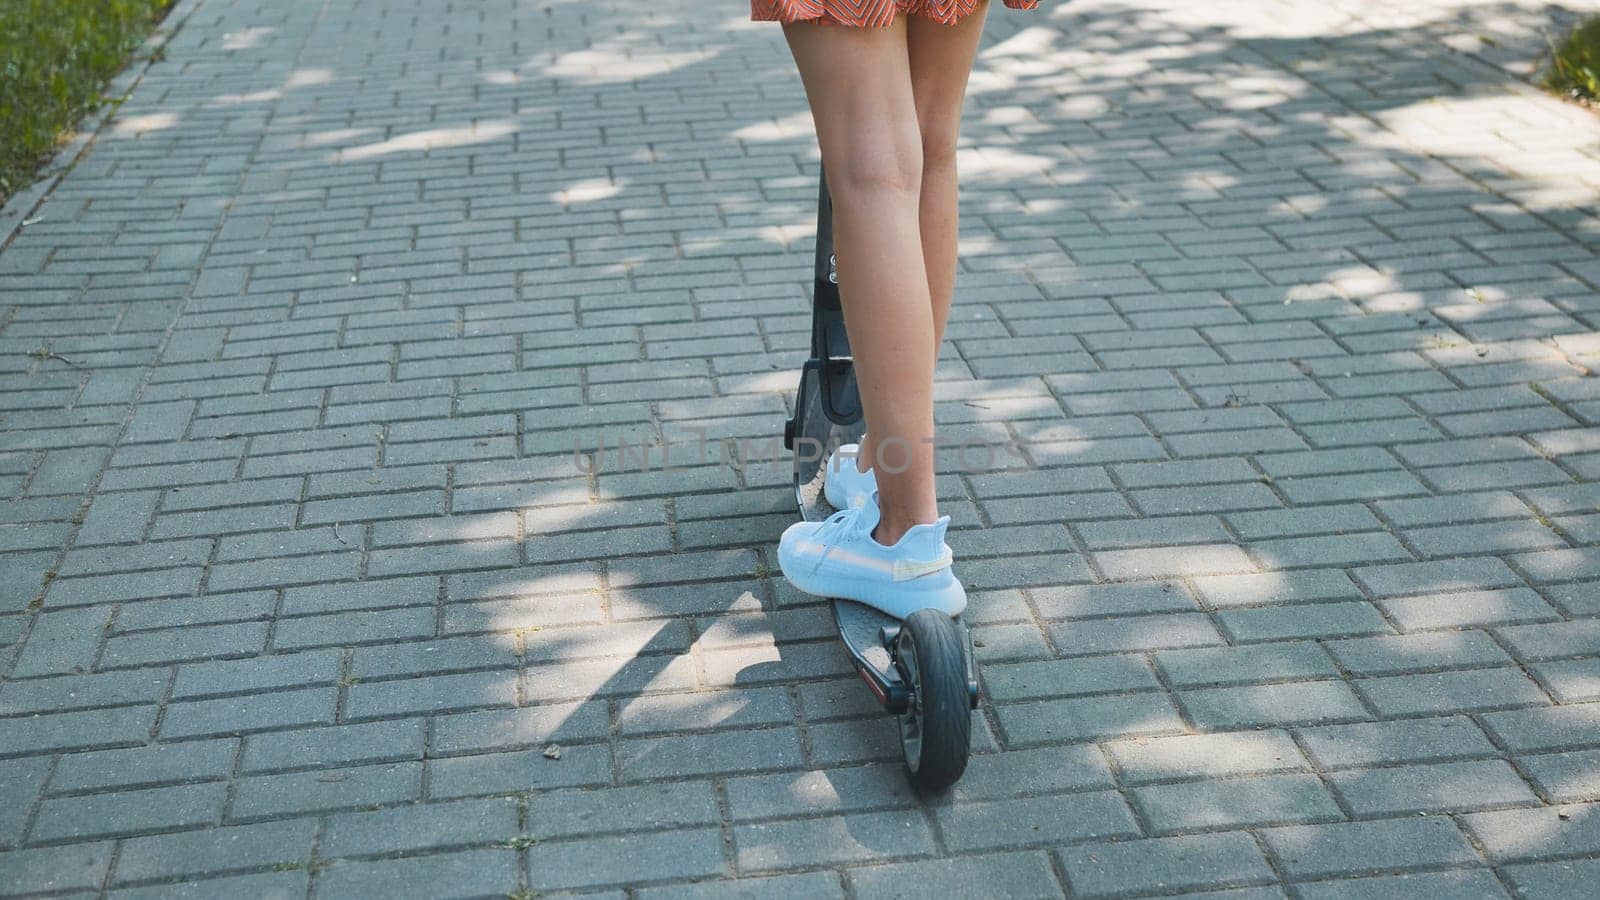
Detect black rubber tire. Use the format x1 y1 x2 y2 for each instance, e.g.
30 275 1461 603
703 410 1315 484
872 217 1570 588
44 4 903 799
896 609 972 794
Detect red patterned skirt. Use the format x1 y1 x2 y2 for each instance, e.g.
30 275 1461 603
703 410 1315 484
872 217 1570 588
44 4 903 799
752 0 1038 27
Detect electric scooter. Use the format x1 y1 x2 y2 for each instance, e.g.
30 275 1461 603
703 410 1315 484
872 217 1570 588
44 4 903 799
782 164 979 793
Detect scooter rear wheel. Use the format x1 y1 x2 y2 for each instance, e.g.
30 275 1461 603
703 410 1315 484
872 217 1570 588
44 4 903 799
895 609 971 793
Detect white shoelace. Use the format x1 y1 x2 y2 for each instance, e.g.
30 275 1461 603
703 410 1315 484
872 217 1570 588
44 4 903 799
815 505 868 544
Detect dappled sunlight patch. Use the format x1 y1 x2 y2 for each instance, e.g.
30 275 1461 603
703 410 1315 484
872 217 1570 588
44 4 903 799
1194 72 1307 111
957 146 1056 183
1180 169 1237 198
1276 193 1328 216
614 686 780 734
304 127 379 148
109 112 178 138
540 42 719 85
335 119 519 163
221 26 273 50
553 177 624 205
1107 730 1308 781
1356 94 1600 209
1051 94 1114 120
730 111 815 143
207 67 331 109
210 88 282 105
1321 264 1403 300
451 593 606 636
1141 0 1350 39
978 106 1035 130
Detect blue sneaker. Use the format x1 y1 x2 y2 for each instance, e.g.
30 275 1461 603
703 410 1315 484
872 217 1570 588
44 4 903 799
778 492 966 619
823 440 877 510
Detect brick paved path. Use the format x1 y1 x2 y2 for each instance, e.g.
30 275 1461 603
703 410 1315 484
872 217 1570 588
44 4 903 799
4 0 1600 895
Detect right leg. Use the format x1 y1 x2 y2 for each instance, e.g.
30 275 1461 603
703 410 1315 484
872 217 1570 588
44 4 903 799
782 18 939 544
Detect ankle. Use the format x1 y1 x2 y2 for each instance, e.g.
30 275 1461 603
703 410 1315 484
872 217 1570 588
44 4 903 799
872 510 935 547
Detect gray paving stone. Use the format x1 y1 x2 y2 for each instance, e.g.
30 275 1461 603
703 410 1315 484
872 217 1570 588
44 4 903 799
100 621 269 669
1353 667 1550 716
109 870 311 899
1050 611 1223 654
1092 544 1256 580
1481 703 1600 752
430 702 610 755
1134 773 1344 832
637 871 846 899
1519 748 1600 802
1028 580 1197 619
981 654 1161 701
618 726 805 781
1107 730 1308 784
527 827 726 891
1217 601 1390 642
1462 802 1600 863
0 843 115 895
345 670 519 720
1260 817 1482 879
0 704 156 756
160 686 335 739
241 719 425 773
1329 760 1540 815
1495 619 1600 660
1351 556 1524 596
321 797 520 858
31 782 227 842
1295 716 1500 769
1531 656 1600 703
317 849 520 898
1179 680 1368 728
50 739 237 793
170 650 342 699
724 764 917 821
1292 870 1509 900
112 819 315 884
526 782 719 840
847 851 1063 899
1323 631 1514 675
1155 641 1339 686
932 790 1138 851
1501 857 1600 898
230 761 421 819
994 691 1186 745
0 756 50 846
427 744 612 798
735 810 936 873
1056 833 1275 898
8 606 111 678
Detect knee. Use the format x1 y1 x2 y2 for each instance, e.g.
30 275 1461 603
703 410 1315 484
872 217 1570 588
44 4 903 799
919 121 960 173
828 134 923 199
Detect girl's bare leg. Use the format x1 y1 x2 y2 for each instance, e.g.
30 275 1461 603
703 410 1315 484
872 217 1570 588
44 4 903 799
782 17 936 544
836 8 990 501
907 2 990 352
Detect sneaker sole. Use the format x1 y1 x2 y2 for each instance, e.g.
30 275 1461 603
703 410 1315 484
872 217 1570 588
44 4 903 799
783 565 967 620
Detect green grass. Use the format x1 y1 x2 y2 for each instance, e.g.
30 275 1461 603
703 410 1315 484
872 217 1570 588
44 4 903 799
1546 14 1600 103
0 0 173 202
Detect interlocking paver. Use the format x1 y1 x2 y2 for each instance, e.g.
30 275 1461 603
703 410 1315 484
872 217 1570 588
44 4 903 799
2 0 1599 892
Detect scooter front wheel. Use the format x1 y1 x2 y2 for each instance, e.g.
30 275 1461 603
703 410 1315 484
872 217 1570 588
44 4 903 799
895 608 971 793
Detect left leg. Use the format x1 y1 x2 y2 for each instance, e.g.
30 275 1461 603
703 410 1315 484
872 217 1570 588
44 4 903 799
907 1 991 353
852 4 991 480
851 3 985 483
